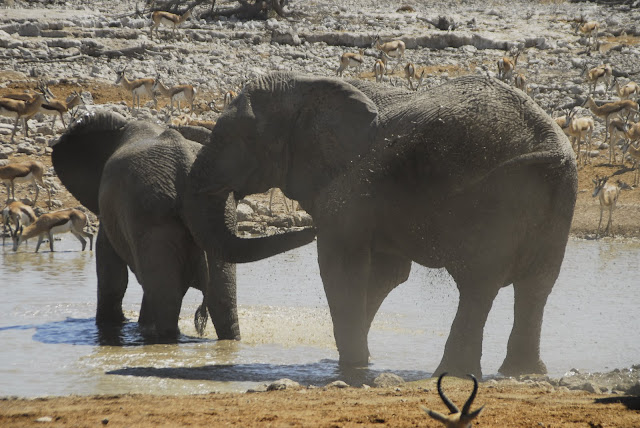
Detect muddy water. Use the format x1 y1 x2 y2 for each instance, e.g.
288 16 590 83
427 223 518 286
0 237 638 397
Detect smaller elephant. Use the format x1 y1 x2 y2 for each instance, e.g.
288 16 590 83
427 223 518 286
52 111 315 340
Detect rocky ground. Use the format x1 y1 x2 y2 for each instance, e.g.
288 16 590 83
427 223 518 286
1 0 640 425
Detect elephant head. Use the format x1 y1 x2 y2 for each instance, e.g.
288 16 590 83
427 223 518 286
189 72 379 212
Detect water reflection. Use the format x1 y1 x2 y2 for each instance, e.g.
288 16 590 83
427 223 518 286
2 244 92 279
0 317 214 346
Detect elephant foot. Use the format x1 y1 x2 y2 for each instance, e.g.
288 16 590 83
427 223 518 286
212 321 241 341
498 356 547 377
337 347 370 368
334 330 370 368
338 356 370 368
139 326 180 344
96 308 126 327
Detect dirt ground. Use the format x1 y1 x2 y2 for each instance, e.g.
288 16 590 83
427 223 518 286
2 80 640 427
1 378 639 427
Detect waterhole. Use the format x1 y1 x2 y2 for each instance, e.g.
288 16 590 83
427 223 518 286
1 237 638 397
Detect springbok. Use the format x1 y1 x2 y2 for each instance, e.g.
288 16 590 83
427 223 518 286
223 89 237 110
3 81 54 103
372 35 405 72
11 208 93 252
33 90 84 131
622 124 640 185
153 75 196 115
403 63 425 91
583 96 639 143
115 66 157 110
592 175 621 238
514 73 527 93
608 118 631 164
421 373 484 428
171 114 215 130
612 78 640 100
373 57 386 83
583 63 613 95
555 110 594 163
0 88 48 142
336 50 365 77
576 20 599 48
150 8 192 40
497 46 521 82
2 201 36 244
622 141 640 186
0 160 49 205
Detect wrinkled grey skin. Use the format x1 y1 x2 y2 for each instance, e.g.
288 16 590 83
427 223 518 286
51 111 315 341
189 72 577 378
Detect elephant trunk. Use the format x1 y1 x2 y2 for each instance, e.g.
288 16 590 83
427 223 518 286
182 189 316 264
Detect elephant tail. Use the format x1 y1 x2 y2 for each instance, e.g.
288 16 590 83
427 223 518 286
194 296 208 336
51 111 129 214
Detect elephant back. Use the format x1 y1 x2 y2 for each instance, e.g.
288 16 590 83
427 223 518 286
380 75 575 186
100 128 201 215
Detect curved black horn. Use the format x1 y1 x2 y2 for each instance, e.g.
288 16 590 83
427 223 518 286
437 373 460 414
461 374 479 415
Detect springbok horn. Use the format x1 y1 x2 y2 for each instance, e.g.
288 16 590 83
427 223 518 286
461 374 479 415
437 373 460 414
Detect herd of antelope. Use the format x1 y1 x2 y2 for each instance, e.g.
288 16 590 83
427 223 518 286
337 34 426 91
551 19 639 238
0 159 93 253
1 9 639 253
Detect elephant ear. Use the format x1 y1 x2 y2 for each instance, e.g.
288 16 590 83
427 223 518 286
51 111 129 214
285 76 379 200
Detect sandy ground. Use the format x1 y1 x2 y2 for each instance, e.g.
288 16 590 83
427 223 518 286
1 378 639 427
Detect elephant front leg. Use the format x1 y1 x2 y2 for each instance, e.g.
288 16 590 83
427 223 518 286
317 234 370 367
434 279 500 379
206 252 240 340
95 226 128 327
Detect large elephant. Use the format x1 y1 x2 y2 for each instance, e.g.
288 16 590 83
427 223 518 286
189 72 577 377
51 111 315 340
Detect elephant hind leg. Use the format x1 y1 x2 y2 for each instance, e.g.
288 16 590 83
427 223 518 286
365 253 411 333
205 252 240 340
137 261 184 340
498 271 557 376
96 226 129 327
134 227 188 340
434 276 501 379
